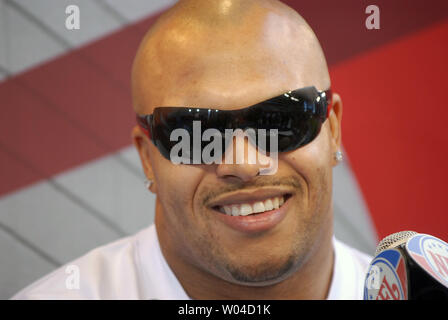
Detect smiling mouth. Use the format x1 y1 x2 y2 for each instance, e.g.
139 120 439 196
212 194 292 217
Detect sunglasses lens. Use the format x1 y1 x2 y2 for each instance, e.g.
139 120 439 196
279 117 322 152
252 115 322 153
249 90 326 153
152 108 223 162
152 108 190 160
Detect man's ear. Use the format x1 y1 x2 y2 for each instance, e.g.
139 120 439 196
328 92 343 166
132 125 157 193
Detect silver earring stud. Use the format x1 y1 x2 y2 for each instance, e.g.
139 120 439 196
334 150 343 162
144 179 152 189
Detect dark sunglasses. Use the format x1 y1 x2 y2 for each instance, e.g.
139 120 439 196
137 86 332 163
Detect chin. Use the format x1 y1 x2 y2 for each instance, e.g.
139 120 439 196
223 255 298 287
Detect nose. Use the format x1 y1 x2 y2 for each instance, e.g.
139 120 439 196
216 132 267 182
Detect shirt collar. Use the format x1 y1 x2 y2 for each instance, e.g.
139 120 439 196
135 224 190 300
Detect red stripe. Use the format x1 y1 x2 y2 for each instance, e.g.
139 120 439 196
0 14 161 197
332 20 448 241
0 80 104 196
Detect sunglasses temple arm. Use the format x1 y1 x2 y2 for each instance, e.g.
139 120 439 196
325 89 333 118
136 114 153 140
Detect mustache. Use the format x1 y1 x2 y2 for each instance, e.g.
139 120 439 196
201 176 302 206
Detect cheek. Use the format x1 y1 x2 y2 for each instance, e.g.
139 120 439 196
150 149 204 217
283 125 332 174
282 126 333 202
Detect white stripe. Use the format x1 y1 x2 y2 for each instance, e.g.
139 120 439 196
0 0 175 76
0 227 56 299
0 181 122 263
54 146 156 236
333 149 378 253
0 2 65 75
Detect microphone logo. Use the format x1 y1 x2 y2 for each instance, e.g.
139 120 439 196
406 234 448 287
364 249 408 300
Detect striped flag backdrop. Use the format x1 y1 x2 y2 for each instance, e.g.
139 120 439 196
0 0 446 299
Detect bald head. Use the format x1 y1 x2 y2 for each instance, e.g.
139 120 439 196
132 0 330 115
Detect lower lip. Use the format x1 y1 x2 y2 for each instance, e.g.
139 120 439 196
213 197 291 234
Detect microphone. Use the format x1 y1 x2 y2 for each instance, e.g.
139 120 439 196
364 231 448 300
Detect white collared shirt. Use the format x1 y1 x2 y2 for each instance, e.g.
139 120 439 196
11 224 373 300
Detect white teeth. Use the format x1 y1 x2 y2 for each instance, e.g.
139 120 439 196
253 201 265 213
273 197 280 209
223 206 232 215
264 199 274 211
279 197 284 206
219 195 286 216
240 204 253 216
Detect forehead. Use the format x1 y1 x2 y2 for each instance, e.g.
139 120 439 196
132 11 330 113
135 52 329 113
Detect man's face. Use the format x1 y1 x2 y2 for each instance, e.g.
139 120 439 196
132 7 340 286
151 118 334 286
